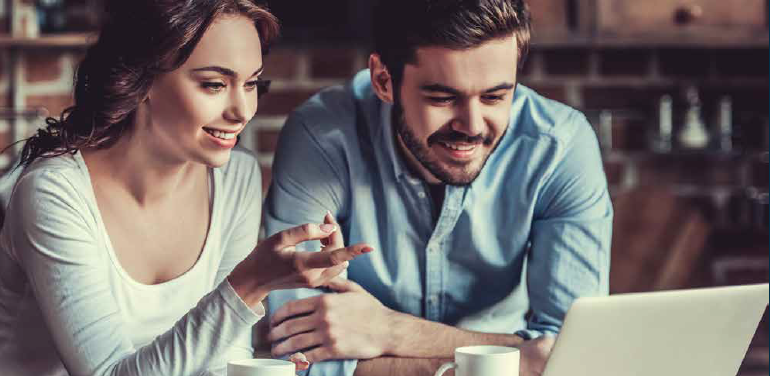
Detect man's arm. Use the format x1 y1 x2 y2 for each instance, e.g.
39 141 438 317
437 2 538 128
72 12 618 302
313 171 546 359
524 112 612 338
354 357 451 376
269 278 554 376
264 111 359 376
353 335 554 376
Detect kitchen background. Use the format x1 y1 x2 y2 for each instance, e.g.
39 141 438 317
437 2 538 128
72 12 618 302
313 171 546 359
0 0 767 374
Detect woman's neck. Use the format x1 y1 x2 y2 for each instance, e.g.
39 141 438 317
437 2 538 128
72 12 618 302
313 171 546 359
82 126 203 207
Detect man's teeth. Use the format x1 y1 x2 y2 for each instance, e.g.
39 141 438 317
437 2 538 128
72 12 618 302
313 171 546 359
440 142 475 151
206 129 236 140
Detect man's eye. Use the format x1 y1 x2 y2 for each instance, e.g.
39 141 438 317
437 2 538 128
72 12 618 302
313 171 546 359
427 96 455 104
201 82 226 92
482 94 505 102
482 94 506 104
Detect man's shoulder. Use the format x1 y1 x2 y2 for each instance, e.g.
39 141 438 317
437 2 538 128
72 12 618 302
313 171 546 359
512 85 592 145
287 70 378 140
290 70 374 129
280 70 377 161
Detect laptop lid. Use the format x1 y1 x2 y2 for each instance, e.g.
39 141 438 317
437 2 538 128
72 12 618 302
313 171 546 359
542 283 769 376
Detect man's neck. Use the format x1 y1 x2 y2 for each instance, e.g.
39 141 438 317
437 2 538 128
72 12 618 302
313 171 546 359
426 182 445 222
393 126 441 185
391 128 446 218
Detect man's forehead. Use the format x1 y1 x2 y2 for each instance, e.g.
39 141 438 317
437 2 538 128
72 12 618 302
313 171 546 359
406 36 519 90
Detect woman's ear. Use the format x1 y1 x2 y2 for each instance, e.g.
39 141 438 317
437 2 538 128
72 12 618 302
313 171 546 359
369 54 394 104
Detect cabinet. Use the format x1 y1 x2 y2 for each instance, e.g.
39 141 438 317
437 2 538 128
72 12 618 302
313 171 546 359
529 0 769 47
594 0 768 46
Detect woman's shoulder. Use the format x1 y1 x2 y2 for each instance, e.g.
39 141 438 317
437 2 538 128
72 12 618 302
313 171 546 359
1 154 99 257
7 154 90 204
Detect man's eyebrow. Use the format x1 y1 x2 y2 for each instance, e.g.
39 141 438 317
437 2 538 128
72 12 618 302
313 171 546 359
420 84 461 95
483 83 515 93
191 65 264 78
420 82 515 95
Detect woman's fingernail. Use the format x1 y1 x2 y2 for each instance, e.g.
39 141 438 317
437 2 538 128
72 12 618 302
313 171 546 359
362 247 374 253
320 224 336 233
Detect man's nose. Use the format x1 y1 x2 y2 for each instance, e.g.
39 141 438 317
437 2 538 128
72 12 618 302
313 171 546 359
452 100 485 137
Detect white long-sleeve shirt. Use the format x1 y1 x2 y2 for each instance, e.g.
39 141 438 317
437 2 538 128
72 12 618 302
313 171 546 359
0 147 264 376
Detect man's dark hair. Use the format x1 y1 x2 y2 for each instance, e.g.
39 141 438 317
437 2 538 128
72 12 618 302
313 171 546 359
373 0 531 88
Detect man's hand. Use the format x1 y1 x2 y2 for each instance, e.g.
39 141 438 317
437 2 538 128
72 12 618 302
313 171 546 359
519 335 556 376
269 212 395 362
269 276 395 362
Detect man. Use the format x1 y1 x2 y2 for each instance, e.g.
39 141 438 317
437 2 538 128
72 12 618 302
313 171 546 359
263 1 612 375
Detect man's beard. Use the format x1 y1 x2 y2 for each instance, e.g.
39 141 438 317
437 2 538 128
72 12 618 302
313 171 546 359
392 100 502 186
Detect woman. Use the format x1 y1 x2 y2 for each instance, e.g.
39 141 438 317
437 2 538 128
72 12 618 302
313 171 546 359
0 1 370 375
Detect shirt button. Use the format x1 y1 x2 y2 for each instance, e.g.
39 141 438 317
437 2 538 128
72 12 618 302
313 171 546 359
417 192 426 199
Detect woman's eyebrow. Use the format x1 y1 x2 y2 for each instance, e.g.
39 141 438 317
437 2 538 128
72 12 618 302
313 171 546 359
191 65 264 78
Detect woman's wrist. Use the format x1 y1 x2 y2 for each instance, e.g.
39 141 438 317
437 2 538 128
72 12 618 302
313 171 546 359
227 264 270 308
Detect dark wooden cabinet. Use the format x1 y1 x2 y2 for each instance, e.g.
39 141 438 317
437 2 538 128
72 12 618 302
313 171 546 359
528 0 769 47
594 0 768 45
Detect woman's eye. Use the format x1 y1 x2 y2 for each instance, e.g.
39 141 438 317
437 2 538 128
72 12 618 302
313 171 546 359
201 82 226 92
245 80 259 92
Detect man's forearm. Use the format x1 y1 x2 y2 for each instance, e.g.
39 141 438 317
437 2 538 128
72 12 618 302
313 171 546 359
354 357 452 376
384 310 525 358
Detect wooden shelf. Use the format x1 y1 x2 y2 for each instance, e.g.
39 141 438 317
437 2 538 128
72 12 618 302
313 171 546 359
532 32 770 49
0 33 95 48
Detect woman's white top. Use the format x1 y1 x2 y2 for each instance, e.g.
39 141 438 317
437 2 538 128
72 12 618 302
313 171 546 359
0 147 264 376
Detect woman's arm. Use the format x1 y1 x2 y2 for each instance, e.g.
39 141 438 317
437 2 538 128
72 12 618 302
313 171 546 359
8 169 370 376
8 170 261 376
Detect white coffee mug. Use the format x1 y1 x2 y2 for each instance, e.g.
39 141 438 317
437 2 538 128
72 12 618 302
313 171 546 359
434 345 520 376
227 358 295 376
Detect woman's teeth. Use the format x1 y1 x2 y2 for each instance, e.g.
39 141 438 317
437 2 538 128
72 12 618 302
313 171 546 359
205 129 236 140
440 142 475 151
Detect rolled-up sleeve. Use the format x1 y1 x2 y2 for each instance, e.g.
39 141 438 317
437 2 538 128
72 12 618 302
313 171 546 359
518 113 612 339
264 112 359 376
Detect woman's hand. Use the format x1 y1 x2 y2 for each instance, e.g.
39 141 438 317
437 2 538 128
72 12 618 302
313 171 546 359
228 221 373 307
289 352 310 372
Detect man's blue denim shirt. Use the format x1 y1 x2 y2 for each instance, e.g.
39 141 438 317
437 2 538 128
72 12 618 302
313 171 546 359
264 70 612 376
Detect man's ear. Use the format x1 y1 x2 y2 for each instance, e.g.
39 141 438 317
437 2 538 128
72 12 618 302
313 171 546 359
369 53 394 104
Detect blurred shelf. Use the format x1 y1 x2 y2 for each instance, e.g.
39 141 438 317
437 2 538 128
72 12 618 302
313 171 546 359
603 149 768 163
532 33 770 49
0 33 94 48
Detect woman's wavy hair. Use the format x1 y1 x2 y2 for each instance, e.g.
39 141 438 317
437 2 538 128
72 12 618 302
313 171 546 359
16 0 279 168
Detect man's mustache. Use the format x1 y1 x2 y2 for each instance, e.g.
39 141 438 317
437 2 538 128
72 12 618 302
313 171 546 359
427 130 493 146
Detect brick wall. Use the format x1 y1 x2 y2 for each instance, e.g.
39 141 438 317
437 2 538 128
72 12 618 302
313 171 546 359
0 1 767 373
263 45 769 267
254 45 769 374
0 43 767 288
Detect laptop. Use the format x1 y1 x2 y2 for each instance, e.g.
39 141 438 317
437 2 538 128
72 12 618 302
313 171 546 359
542 283 769 376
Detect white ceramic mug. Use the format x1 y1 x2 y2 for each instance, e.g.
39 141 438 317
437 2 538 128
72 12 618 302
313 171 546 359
227 358 295 376
434 345 520 376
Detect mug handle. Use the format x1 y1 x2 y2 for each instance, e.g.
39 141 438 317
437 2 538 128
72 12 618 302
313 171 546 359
433 361 457 376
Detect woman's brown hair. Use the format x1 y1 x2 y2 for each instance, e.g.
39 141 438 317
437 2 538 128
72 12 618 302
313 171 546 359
17 0 279 167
